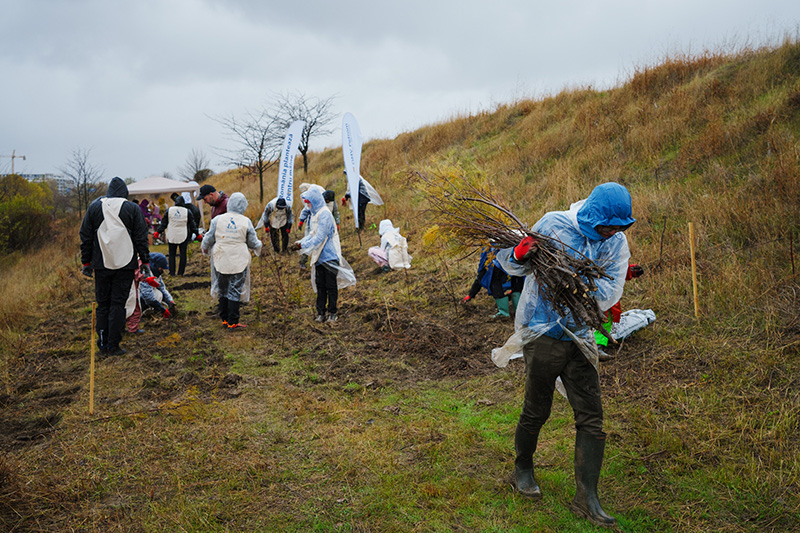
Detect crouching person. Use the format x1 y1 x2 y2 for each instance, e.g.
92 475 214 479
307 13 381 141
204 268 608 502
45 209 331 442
138 253 176 318
291 188 355 323
368 219 412 272
201 192 262 329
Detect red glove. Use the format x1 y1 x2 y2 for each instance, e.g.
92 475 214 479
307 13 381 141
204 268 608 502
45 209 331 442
146 276 159 288
162 308 171 318
298 221 304 229
462 295 471 303
336 224 340 231
195 234 203 242
341 197 347 206
627 263 644 280
265 227 270 232
286 227 291 234
609 301 622 322
513 236 539 261
153 231 160 240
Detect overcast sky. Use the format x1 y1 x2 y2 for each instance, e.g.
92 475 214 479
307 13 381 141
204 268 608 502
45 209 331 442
1 0 798 181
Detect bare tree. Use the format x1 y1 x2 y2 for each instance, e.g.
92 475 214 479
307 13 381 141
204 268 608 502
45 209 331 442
213 109 282 204
179 148 214 182
60 148 104 219
271 91 337 175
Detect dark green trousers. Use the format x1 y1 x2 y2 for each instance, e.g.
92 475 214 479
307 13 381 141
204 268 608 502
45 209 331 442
519 335 605 437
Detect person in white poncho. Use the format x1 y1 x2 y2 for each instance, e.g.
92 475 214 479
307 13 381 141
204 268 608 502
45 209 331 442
368 219 412 272
291 188 356 323
201 192 262 329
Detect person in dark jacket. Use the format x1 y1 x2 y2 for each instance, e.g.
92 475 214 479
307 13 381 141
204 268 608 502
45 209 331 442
80 177 151 356
462 246 524 318
155 196 198 276
171 192 202 230
258 196 293 253
199 184 229 220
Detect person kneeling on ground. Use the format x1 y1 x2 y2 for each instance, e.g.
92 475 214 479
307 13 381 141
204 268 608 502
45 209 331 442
462 245 523 318
138 253 176 318
201 192 262 329
368 219 412 272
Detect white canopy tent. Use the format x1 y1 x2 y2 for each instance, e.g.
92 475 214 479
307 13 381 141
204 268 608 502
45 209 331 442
127 176 204 228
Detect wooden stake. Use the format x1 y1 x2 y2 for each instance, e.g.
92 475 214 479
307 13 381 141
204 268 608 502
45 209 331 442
689 222 700 319
89 302 96 415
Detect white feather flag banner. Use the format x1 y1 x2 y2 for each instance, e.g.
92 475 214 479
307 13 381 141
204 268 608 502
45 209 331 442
342 112 363 228
277 120 305 204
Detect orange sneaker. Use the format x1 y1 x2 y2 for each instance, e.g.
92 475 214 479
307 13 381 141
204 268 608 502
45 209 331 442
227 323 247 329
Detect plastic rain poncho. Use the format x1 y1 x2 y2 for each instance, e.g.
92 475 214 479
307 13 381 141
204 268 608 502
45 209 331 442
201 192 262 303
492 183 635 379
359 176 383 206
298 188 356 292
378 219 411 269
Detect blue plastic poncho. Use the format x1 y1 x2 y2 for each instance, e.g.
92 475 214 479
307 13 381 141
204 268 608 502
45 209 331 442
492 183 634 368
298 188 356 292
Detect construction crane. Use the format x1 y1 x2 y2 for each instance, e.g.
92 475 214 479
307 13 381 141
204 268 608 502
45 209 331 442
1 150 27 174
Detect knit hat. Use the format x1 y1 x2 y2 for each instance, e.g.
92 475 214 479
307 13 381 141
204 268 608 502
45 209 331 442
276 197 287 209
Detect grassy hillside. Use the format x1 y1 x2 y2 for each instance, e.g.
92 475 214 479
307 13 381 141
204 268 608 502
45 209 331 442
1 40 799 531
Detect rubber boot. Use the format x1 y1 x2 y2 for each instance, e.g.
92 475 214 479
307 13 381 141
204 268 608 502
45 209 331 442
226 300 242 327
569 431 616 527
510 291 521 312
513 424 542 499
493 297 510 318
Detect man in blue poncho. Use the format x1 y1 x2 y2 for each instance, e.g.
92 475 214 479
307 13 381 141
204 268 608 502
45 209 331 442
495 182 635 528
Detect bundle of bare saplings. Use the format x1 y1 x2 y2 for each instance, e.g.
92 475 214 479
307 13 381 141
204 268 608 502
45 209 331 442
414 169 612 334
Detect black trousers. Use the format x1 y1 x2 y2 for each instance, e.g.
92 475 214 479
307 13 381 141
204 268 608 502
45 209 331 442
315 260 339 316
218 271 247 323
168 240 189 275
269 226 290 253
519 335 605 437
94 268 135 350
357 193 370 229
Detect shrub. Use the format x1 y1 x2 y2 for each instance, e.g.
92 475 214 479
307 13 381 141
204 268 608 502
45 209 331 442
0 174 52 253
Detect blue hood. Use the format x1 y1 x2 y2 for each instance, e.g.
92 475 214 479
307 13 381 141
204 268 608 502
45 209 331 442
301 188 325 214
576 183 635 241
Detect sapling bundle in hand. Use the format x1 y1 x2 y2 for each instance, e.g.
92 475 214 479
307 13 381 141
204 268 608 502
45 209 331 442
414 168 613 333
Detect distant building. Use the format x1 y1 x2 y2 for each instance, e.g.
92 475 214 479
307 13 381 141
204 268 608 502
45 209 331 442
0 173 71 195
